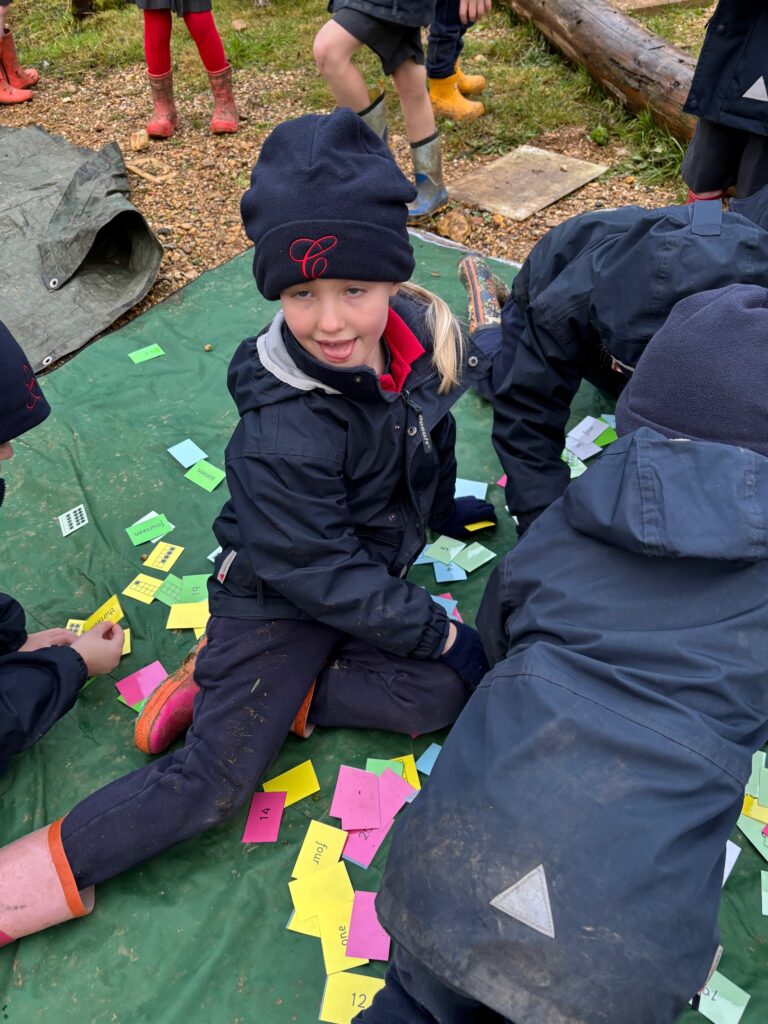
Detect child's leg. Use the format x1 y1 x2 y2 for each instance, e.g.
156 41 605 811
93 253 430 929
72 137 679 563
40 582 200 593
681 119 744 199
734 132 768 199
426 0 465 81
392 59 449 221
313 20 370 112
306 634 467 736
143 9 173 77
392 57 435 144
60 617 340 889
182 10 227 74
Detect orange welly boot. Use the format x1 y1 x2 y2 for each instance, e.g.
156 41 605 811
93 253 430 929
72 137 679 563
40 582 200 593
208 65 239 134
134 637 206 754
290 682 317 739
146 70 179 139
454 61 485 97
0 29 38 89
0 61 32 104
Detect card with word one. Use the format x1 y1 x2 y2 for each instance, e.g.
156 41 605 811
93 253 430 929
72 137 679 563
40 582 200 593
263 758 320 807
184 460 225 492
58 503 88 537
319 901 368 975
291 820 348 879
241 791 286 843
319 972 385 1024
143 542 184 573
122 573 164 605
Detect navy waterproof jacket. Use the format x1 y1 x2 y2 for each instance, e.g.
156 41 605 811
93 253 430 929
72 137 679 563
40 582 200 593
377 429 768 1024
0 593 87 777
493 188 768 519
684 1 768 136
208 292 489 660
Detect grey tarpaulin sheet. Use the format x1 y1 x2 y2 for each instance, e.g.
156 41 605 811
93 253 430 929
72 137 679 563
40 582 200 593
0 125 163 370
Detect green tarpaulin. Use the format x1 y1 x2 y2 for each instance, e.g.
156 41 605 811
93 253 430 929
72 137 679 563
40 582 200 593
0 236 765 1023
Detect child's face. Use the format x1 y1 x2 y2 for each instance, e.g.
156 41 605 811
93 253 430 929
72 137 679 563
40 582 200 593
0 443 13 461
280 279 399 373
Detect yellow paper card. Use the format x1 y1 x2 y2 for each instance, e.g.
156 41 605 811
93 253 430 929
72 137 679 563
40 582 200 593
292 820 348 879
83 595 124 632
166 600 210 630
193 625 206 639
465 520 495 532
286 911 320 938
123 573 164 605
143 541 184 572
263 758 319 807
392 754 421 791
320 973 385 1024
66 618 85 637
318 901 368 975
122 628 132 656
743 796 768 824
289 861 354 924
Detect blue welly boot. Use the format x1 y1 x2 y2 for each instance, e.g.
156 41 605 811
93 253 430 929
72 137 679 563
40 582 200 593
358 91 388 144
407 133 449 222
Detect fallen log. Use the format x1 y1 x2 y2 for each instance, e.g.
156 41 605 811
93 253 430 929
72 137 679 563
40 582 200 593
503 0 698 142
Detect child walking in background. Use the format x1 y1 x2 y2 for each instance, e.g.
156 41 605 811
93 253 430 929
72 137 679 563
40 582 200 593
133 0 238 138
427 0 490 122
0 0 38 104
313 0 448 220
0 109 494 945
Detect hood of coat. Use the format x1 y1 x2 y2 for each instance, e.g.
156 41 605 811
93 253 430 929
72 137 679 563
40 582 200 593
563 428 768 562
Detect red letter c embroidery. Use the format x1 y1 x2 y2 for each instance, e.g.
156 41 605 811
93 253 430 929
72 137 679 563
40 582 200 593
289 235 338 280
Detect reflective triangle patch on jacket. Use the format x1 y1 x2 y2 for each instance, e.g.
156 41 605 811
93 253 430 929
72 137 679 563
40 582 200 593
743 76 768 102
490 864 555 939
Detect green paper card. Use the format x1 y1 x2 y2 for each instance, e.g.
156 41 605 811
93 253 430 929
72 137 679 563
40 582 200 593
454 542 495 574
126 513 173 546
737 815 768 863
155 573 183 608
128 343 165 364
696 970 750 1024
424 536 466 565
762 871 768 916
745 750 765 799
181 574 210 603
365 758 405 777
758 766 768 808
117 694 147 713
594 426 618 447
185 460 225 492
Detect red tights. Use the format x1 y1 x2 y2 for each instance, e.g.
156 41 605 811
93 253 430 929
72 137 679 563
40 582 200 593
143 9 227 77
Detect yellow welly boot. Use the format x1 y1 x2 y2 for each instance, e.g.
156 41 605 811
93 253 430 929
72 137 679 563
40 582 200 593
454 61 486 97
428 73 484 122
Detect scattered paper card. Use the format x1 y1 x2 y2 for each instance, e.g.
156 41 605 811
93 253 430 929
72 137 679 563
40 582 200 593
745 751 765 799
122 628 132 656
128 343 165 364
66 618 84 637
167 438 207 469
762 871 768 916
454 543 495 573
83 594 124 632
424 536 466 565
561 449 588 479
207 546 222 563
391 756 420 792
695 970 750 1024
722 839 740 886
166 600 209 631
115 661 166 709
263 758 320 807
126 513 174 546
155 573 183 607
465 520 495 532
365 758 404 778
497 473 507 487
292 820 348 879
286 910 320 938
318 901 368 975
319 971 385 1024
180 574 209 604
454 478 488 500
58 504 88 537
595 425 618 447
346 891 390 962
122 573 164 605
242 791 286 843
736 815 768 863
342 821 393 870
184 460 225 492
330 766 381 831
413 547 435 566
288 861 354 924
431 594 458 616
415 743 441 776
144 542 184 573
433 561 467 583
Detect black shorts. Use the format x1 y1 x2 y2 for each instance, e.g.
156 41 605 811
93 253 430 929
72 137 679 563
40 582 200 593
333 7 425 76
682 118 768 199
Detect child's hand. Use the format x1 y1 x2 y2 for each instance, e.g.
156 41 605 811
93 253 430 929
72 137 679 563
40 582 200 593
438 622 489 692
19 628 77 652
432 496 497 540
72 622 125 677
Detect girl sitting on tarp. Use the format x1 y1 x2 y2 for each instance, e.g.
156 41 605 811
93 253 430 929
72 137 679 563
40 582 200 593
0 322 124 782
361 283 768 1024
0 109 495 945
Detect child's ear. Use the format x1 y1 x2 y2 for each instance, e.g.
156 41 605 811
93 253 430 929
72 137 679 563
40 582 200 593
389 283 401 297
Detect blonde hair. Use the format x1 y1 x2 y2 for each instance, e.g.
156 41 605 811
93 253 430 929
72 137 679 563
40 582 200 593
399 282 465 394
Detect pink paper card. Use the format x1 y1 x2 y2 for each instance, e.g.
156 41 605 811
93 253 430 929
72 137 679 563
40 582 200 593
378 768 416 821
330 766 381 831
346 891 391 961
762 824 768 837
242 791 286 843
114 661 167 707
497 474 507 487
343 820 393 869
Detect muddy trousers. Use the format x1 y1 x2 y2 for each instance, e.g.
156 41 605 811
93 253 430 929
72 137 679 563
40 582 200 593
355 945 513 1023
61 616 466 888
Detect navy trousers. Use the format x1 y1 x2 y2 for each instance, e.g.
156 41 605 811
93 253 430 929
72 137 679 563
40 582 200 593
427 0 471 79
61 616 466 888
354 945 513 1023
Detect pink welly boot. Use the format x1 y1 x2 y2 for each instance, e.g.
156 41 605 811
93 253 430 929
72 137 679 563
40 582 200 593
146 70 179 139
208 65 239 134
134 637 206 754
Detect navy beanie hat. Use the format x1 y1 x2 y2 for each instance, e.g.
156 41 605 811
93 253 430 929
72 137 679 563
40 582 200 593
241 109 417 300
616 283 768 456
0 320 51 445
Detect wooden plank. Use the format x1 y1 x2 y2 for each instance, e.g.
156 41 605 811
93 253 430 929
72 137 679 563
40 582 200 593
611 0 708 12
